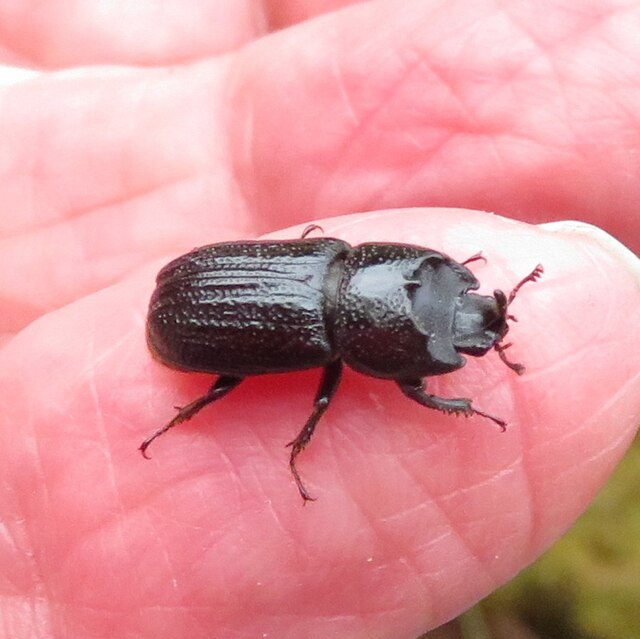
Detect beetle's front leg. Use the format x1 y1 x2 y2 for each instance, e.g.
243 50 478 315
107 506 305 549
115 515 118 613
286 359 343 503
397 378 506 431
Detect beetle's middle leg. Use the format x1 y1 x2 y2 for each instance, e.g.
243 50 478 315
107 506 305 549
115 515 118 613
397 378 506 431
286 359 343 502
140 375 244 458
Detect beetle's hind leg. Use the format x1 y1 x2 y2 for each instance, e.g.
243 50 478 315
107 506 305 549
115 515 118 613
397 378 506 431
140 375 244 458
287 359 343 503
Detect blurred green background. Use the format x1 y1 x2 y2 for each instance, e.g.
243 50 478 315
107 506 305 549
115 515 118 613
421 432 640 639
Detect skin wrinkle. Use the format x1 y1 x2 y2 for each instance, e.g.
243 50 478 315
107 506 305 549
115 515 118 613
225 54 261 232
383 443 497 590
14 390 57 614
85 327 133 570
438 456 521 504
547 58 584 162
364 35 558 202
260 496 295 549
418 552 482 586
0 172 202 326
496 4 637 164
528 427 636 551
75 328 138 385
499 0 607 54
0 65 221 238
213 446 249 505
507 388 537 560
400 131 426 151
322 422 386 556
520 340 592 383
541 366 640 452
579 235 620 338
604 96 640 147
394 555 430 610
12 171 201 239
312 429 437 618
373 510 440 609
242 394 293 472
545 416 635 488
577 408 639 468
79 463 243 552
377 498 432 526
494 77 580 177
419 57 478 132
235 397 305 512
418 487 503 592
408 530 454 561
330 48 359 128
315 45 428 194
458 9 592 160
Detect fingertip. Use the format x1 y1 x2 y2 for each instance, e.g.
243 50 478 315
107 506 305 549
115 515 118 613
539 220 640 286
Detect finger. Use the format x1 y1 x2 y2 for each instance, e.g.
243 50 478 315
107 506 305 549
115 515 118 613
0 0 366 68
4 0 640 330
267 0 365 29
1 210 638 638
230 0 640 250
0 1 266 66
0 63 243 334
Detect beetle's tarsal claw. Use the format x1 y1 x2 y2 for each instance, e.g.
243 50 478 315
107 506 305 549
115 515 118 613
139 441 153 459
288 442 317 502
285 360 342 503
475 409 507 432
495 342 525 375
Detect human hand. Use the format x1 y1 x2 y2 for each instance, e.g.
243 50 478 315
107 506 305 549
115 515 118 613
1 3 640 639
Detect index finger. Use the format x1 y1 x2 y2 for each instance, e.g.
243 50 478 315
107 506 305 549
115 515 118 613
1 209 638 638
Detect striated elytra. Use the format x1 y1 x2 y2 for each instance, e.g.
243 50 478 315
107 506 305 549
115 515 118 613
141 231 543 502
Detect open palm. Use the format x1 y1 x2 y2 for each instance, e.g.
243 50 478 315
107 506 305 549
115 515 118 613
1 2 640 638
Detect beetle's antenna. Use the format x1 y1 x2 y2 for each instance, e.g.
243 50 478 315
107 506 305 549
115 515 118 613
508 264 544 305
494 264 544 375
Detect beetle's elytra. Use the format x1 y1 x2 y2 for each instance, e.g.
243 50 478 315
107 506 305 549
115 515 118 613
142 231 543 502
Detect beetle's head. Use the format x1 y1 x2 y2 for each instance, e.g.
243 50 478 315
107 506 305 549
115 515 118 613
452 264 543 375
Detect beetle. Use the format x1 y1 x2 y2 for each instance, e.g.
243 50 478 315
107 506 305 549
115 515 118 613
141 230 543 502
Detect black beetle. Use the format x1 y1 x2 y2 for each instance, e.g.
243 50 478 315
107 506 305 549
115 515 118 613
141 230 542 502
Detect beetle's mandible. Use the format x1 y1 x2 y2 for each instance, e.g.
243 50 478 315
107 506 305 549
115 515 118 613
141 232 543 502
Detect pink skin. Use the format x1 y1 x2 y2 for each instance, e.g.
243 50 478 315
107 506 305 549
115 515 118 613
1 2 640 638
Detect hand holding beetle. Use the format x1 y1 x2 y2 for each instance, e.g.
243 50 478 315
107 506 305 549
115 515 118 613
1 3 640 639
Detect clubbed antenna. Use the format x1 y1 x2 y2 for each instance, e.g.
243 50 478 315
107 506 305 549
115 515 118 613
494 264 544 375
508 264 544 305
